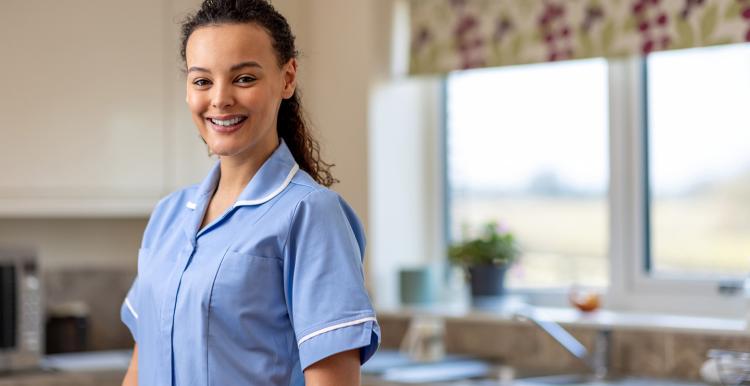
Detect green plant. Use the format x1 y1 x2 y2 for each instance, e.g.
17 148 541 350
448 221 521 266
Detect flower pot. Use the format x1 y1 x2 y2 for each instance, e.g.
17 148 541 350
468 264 508 298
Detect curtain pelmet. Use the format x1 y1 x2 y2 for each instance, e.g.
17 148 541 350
409 0 750 75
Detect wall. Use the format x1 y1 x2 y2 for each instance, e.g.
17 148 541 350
0 219 147 270
281 0 399 295
370 79 446 307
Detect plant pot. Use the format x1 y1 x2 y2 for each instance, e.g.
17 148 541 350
468 264 508 298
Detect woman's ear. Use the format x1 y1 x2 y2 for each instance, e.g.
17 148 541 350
281 58 297 99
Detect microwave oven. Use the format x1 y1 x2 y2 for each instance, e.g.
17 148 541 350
0 248 42 371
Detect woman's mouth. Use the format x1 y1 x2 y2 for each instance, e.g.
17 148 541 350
207 115 248 133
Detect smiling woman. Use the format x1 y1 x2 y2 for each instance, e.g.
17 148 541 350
119 1 380 386
185 23 290 163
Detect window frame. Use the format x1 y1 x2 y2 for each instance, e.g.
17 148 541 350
612 56 744 317
442 55 746 318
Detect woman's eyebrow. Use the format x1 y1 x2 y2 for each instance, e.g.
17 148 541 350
187 61 262 74
187 66 210 74
230 61 262 71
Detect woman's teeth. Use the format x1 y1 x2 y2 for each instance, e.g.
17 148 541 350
210 116 245 126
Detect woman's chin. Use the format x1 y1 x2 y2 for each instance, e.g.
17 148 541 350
207 143 241 157
205 133 277 159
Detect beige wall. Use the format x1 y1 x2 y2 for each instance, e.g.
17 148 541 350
290 0 393 233
0 219 148 270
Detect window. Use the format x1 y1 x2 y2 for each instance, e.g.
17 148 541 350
446 59 609 289
645 44 750 278
445 43 750 314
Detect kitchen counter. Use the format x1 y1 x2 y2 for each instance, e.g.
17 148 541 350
0 369 124 386
360 349 711 386
0 350 129 386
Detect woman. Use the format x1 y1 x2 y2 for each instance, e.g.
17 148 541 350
120 1 380 385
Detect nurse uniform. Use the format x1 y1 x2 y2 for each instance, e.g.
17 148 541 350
120 140 380 386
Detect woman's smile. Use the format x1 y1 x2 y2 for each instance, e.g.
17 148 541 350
185 23 294 159
206 114 248 134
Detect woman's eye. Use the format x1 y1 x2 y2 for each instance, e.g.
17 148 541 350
193 79 211 87
235 75 256 84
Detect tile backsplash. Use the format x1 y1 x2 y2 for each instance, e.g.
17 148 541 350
378 313 750 380
44 269 135 351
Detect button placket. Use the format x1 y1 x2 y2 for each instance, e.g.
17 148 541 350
159 243 196 386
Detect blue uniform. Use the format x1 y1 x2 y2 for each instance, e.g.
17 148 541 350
121 140 380 386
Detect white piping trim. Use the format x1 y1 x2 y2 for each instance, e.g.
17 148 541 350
297 316 377 346
125 298 139 319
186 201 197 210
234 163 299 207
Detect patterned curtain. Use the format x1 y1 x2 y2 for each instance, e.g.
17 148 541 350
409 0 750 74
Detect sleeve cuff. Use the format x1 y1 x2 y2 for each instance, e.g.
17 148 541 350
120 298 138 342
297 318 381 371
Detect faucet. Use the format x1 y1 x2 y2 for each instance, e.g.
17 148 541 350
512 306 612 380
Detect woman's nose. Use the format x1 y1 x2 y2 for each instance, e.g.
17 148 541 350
211 84 234 109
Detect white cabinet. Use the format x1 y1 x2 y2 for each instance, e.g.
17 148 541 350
0 0 212 217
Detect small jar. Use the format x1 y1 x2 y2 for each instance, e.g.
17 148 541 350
45 301 89 354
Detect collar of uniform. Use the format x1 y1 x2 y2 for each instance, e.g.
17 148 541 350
231 140 299 208
185 140 299 211
182 140 299 242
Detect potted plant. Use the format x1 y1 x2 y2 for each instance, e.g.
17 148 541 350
448 221 521 299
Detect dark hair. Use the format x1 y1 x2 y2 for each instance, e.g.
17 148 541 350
180 0 337 187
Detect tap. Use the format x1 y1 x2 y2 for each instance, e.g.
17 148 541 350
512 306 611 380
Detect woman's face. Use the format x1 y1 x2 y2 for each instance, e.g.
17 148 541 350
185 23 296 161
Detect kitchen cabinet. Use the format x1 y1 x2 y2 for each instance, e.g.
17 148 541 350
0 0 211 217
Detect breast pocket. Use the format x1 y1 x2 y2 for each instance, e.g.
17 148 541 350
207 252 294 385
209 252 291 343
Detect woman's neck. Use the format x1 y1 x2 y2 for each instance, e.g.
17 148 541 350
215 139 279 199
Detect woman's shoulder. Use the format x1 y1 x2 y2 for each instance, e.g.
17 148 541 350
284 170 363 233
286 170 347 210
281 170 366 258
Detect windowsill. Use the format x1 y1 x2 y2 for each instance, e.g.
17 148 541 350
376 299 747 336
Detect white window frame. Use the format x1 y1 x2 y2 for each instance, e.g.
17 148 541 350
442 56 746 318
607 56 744 318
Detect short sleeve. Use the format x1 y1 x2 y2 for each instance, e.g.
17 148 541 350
120 276 139 342
283 189 380 371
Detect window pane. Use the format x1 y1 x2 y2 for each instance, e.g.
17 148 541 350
647 44 750 276
447 59 609 289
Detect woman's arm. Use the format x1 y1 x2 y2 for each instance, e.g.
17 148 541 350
303 349 361 386
121 344 138 386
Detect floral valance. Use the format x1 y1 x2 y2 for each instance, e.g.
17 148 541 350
409 0 750 75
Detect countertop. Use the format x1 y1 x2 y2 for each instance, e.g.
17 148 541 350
0 350 129 386
0 369 124 386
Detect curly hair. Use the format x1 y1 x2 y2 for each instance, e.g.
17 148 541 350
180 0 337 187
